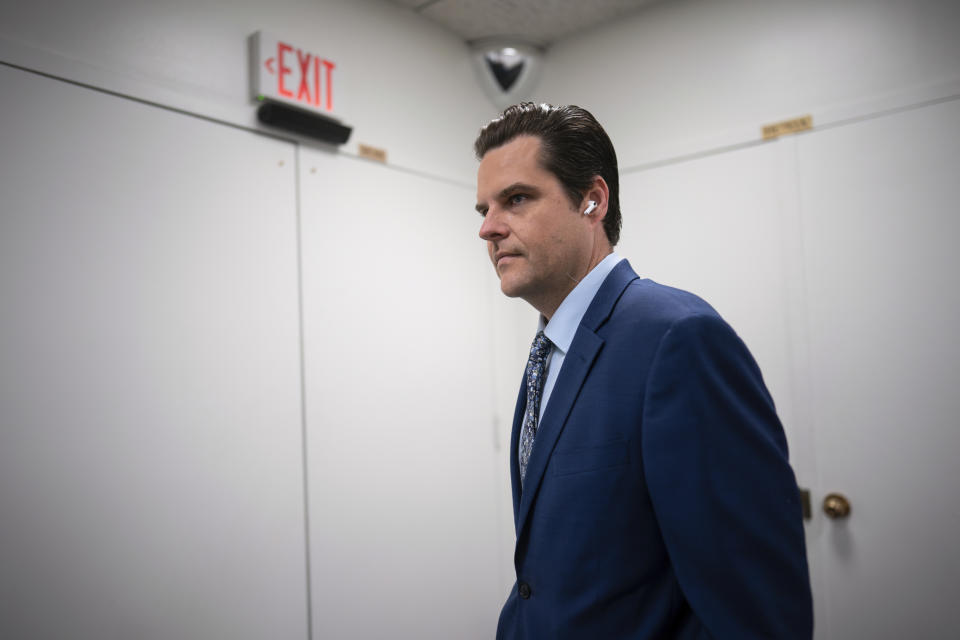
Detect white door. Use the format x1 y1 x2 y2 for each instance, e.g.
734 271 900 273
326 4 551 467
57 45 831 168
298 149 506 639
620 96 960 638
795 98 960 639
0 66 308 639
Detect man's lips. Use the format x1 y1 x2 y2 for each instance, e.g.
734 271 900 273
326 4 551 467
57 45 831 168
495 251 521 268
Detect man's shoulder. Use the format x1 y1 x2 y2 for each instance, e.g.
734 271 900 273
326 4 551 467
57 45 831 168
613 278 722 327
586 261 728 341
598 278 753 383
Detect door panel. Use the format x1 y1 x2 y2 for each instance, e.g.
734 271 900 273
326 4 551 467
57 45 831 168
796 99 960 639
0 66 307 639
620 97 960 638
298 150 504 639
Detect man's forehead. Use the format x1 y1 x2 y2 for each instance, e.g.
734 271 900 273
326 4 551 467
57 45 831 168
477 136 547 191
483 135 542 165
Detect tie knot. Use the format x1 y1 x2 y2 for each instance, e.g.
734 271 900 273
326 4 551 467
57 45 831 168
530 331 552 362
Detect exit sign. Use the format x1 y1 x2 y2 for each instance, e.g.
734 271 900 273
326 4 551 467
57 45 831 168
249 31 339 117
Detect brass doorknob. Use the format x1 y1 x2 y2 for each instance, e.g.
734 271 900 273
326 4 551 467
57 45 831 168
822 493 851 519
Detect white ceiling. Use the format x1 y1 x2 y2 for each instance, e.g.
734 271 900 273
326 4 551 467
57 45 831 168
388 0 665 48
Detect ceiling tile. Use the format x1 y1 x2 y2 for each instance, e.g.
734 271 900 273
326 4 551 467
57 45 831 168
389 0 663 47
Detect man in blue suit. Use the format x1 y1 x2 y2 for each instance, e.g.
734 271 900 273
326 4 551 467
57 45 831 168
474 103 813 639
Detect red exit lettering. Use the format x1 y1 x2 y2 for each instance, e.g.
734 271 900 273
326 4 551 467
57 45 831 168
272 41 336 112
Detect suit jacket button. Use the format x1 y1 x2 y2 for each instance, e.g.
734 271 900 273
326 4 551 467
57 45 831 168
518 582 531 599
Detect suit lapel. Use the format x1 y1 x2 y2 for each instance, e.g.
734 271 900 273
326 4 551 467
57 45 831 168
508 373 526 530
515 328 603 535
514 260 640 537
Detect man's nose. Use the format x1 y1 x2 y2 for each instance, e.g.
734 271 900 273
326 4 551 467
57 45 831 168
479 208 508 241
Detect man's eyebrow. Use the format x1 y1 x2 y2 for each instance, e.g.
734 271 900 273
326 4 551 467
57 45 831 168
498 182 538 199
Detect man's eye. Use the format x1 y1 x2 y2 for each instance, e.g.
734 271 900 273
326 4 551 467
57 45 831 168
508 194 527 205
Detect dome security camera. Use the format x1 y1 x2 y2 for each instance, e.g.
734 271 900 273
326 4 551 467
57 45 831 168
470 39 544 109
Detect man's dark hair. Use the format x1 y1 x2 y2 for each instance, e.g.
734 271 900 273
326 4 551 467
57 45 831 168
474 102 621 247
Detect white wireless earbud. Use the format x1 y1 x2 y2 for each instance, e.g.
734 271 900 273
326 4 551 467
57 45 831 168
584 200 597 215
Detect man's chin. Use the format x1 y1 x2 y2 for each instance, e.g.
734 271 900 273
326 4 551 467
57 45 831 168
499 277 528 299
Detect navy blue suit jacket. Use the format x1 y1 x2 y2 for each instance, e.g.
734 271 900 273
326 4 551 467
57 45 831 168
497 260 813 639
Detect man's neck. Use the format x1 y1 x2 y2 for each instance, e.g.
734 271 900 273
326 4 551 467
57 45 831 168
534 248 613 321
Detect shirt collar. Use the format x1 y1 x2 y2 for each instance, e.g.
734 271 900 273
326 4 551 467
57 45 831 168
538 252 624 353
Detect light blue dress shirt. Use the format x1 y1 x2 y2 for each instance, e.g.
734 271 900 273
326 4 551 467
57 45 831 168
537 252 625 420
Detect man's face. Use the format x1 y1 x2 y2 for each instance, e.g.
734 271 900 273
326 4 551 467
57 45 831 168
476 135 594 316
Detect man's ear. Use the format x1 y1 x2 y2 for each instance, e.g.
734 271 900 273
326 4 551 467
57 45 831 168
581 176 610 225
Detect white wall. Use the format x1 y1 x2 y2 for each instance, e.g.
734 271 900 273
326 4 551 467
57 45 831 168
531 0 960 471
533 2 960 637
0 0 491 184
531 0 960 464
0 1 516 638
536 0 960 168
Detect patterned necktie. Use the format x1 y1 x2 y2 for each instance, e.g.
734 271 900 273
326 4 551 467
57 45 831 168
519 331 552 489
